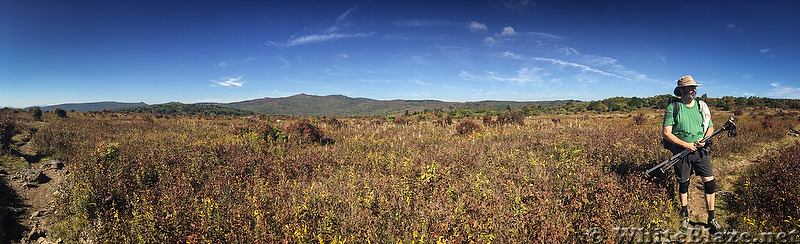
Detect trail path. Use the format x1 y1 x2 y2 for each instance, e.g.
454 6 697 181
2 142 66 244
683 135 799 232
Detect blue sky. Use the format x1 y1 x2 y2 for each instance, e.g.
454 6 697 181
2 0 799 108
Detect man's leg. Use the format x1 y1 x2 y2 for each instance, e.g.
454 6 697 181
702 176 715 212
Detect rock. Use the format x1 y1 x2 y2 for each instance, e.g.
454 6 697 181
0 169 7 175
42 159 64 170
30 210 48 219
37 236 57 244
26 223 45 242
18 168 49 184
22 182 39 188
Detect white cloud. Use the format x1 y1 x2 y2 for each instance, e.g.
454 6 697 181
500 51 524 60
483 37 496 44
327 7 357 33
216 57 261 68
339 53 349 58
532 57 630 80
768 83 800 99
469 21 488 31
286 33 372 46
760 49 771 54
213 76 244 87
500 26 516 36
394 19 451 27
413 79 432 86
459 67 544 85
527 32 563 40
277 55 291 69
726 23 743 33
584 55 618 65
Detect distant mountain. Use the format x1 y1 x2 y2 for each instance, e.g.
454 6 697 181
20 94 581 117
223 93 579 117
122 102 256 116
32 102 147 112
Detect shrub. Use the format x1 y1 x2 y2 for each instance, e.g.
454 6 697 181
288 119 324 143
325 118 344 128
731 141 800 232
761 119 773 128
392 116 409 125
435 116 452 127
54 107 67 118
632 112 646 125
30 106 42 121
455 119 481 135
0 119 16 150
497 111 525 125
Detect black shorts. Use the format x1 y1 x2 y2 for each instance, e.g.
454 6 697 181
673 149 714 183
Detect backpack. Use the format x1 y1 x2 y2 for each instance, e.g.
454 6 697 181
662 98 712 154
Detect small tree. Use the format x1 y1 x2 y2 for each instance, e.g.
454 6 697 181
289 119 324 144
31 106 42 121
53 107 67 118
0 119 16 150
455 120 481 135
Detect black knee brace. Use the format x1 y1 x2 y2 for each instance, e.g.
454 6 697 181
679 181 689 194
704 179 716 194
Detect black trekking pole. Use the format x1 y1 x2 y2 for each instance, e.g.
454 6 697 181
646 117 738 175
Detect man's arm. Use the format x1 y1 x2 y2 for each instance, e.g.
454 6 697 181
694 126 714 148
663 125 697 152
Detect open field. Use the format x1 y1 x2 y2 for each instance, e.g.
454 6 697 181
1 107 799 243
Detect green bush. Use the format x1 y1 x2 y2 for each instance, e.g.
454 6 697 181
0 119 16 150
31 106 42 121
54 107 67 118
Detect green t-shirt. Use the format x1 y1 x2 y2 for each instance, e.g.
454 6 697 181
663 101 713 143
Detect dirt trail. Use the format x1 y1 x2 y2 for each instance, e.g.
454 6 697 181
2 142 66 244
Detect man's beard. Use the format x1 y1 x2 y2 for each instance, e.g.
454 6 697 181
683 92 696 101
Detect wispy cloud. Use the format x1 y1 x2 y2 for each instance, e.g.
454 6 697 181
286 33 372 46
272 7 371 46
532 57 629 80
469 21 488 31
499 49 656 83
216 57 260 68
394 19 453 27
726 23 743 33
212 76 244 87
459 67 544 85
768 83 800 99
760 48 776 57
326 6 357 33
500 0 535 11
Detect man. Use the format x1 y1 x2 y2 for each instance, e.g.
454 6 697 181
662 75 725 234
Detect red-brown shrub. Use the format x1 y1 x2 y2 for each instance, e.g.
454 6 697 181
288 119 324 143
455 120 481 135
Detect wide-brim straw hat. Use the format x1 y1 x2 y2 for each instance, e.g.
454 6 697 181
674 75 702 96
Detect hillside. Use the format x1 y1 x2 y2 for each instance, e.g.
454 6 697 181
122 102 256 116
32 102 147 112
224 93 578 117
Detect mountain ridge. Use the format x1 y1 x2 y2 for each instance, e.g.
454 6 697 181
16 94 580 117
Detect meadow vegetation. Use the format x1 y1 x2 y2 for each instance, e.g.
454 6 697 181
1 102 798 243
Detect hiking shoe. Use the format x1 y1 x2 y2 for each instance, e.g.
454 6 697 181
680 218 690 231
708 218 725 234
